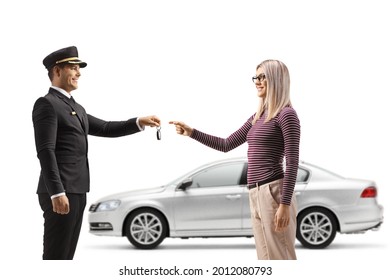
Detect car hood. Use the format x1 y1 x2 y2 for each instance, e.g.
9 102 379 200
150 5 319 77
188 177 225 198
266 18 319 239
94 186 166 203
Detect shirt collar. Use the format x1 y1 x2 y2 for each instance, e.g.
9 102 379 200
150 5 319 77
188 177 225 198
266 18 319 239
51 86 72 99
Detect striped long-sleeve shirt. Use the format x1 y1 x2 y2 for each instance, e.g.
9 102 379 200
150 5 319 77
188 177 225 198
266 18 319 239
190 106 300 205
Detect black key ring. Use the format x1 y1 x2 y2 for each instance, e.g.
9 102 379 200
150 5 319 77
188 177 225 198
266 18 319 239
156 126 161 140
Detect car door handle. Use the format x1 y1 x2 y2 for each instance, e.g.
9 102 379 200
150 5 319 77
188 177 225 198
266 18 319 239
226 194 241 200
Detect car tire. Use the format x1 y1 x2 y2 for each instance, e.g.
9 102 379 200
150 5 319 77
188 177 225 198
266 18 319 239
296 207 337 249
124 208 167 249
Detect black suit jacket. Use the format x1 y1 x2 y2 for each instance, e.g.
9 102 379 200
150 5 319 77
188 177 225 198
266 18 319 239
33 88 141 196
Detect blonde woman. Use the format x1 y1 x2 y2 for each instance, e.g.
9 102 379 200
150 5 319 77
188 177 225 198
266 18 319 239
170 60 300 260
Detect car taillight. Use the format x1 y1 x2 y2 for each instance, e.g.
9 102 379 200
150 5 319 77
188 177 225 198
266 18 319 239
361 187 377 198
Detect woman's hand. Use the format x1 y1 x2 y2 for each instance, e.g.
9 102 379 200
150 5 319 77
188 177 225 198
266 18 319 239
169 121 193 137
274 204 290 232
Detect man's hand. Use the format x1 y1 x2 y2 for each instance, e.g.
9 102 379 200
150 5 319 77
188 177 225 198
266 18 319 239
139 115 161 127
169 121 193 137
52 195 70 215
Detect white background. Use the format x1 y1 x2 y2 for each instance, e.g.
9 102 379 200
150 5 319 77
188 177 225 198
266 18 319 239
1 0 389 279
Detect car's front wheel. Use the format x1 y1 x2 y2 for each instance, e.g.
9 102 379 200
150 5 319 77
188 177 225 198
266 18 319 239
296 207 337 249
124 208 167 249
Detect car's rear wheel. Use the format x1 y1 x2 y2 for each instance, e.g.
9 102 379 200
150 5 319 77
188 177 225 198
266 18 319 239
296 207 337 249
125 209 167 249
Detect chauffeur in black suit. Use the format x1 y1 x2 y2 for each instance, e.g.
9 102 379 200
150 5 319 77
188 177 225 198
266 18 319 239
33 46 161 260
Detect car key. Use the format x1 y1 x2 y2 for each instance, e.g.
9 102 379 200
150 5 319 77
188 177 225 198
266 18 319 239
156 126 161 140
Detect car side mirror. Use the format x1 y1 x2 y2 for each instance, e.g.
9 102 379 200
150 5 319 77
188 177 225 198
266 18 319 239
178 178 193 190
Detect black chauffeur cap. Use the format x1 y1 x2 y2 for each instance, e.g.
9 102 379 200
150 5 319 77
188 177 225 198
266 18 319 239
43 46 87 70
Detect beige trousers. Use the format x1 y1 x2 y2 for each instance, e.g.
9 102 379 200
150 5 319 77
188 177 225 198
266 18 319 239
249 179 297 260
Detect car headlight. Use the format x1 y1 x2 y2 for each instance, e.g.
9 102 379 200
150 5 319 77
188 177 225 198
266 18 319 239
95 200 121 212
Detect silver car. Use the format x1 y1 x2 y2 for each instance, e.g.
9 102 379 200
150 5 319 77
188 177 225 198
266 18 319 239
88 157 383 249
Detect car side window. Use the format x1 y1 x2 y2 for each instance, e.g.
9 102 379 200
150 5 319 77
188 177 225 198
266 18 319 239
296 167 309 183
191 162 246 188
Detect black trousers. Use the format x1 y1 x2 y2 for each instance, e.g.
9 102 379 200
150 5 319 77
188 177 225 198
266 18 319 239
38 193 86 260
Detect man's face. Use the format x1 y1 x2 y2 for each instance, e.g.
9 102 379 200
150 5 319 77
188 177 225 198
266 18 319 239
54 64 81 93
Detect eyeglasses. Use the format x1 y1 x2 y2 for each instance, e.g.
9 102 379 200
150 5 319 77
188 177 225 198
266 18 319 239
252 73 266 83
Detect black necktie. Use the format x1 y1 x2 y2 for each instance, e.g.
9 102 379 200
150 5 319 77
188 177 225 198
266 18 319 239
70 96 76 105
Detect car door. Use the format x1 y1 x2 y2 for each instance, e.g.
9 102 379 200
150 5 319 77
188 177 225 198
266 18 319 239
241 166 310 230
173 161 246 233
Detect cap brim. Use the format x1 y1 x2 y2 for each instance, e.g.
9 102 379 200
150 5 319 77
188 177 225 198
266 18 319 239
67 60 87 68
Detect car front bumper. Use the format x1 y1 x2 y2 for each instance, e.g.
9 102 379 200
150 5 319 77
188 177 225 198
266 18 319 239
88 210 125 237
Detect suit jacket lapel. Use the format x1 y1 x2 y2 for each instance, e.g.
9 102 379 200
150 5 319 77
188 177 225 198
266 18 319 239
49 88 86 132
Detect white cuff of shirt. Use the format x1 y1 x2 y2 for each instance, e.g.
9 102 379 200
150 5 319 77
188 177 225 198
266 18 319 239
136 117 144 131
51 192 65 199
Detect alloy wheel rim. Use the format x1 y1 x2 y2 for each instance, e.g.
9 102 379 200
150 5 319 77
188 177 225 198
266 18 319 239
300 212 332 245
130 213 163 245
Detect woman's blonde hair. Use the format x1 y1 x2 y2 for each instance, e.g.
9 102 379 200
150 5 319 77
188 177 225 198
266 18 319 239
252 60 291 125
